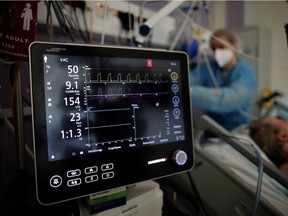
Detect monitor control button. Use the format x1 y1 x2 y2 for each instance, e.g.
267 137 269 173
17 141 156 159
101 163 114 171
85 175 98 183
85 166 98 174
67 178 81 187
50 175 62 188
172 150 187 165
67 169 81 178
102 171 114 180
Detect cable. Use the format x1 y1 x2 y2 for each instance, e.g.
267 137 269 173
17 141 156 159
194 124 264 216
127 3 136 46
176 8 288 72
50 0 76 42
232 136 263 216
70 2 87 43
115 8 137 46
169 1 196 51
22 96 31 107
78 0 90 43
2 63 34 215
0 106 33 161
0 58 17 65
100 1 108 45
238 109 258 121
138 0 149 27
10 62 20 128
57 0 77 32
44 0 53 41
2 117 17 216
116 28 123 45
186 171 209 216
70 1 89 43
202 54 219 88
162 195 192 216
0 106 14 133
7 62 31 107
157 177 206 216
86 5 94 44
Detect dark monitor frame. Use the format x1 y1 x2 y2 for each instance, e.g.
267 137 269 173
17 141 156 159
29 42 194 205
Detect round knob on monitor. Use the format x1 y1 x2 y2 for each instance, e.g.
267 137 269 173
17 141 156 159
172 150 188 166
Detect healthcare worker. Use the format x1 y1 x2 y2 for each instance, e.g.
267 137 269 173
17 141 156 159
190 28 257 131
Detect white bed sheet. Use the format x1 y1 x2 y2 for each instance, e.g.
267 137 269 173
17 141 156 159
201 140 288 216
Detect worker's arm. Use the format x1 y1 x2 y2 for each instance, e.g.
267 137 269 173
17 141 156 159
191 74 256 113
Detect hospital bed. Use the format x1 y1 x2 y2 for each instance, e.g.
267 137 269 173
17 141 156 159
160 115 288 216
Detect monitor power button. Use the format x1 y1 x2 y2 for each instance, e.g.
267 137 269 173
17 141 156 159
172 150 188 166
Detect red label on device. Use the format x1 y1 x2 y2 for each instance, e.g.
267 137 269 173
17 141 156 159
147 59 153 67
0 1 37 61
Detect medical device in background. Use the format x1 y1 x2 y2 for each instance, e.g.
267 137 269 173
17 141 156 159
29 42 194 206
139 0 185 37
79 180 163 216
137 0 186 46
258 88 288 120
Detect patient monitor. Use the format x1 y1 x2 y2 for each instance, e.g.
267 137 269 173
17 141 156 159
29 42 194 205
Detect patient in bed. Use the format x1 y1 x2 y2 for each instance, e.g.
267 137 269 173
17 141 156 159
201 136 288 216
249 117 288 176
196 115 288 215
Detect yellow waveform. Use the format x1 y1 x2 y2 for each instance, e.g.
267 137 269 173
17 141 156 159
88 72 164 82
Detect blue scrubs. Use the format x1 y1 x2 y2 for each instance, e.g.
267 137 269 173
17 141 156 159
190 58 257 131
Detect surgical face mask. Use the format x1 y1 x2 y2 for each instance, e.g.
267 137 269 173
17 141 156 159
214 49 233 68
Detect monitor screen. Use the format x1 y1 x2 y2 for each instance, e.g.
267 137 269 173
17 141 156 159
29 42 194 205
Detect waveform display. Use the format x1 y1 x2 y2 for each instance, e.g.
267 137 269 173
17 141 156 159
86 72 164 83
84 105 163 146
86 85 169 100
82 68 176 147
85 108 133 145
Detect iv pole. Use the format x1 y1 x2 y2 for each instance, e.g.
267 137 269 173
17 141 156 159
14 68 27 174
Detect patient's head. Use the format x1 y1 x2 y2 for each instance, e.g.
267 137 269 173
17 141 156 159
249 118 288 173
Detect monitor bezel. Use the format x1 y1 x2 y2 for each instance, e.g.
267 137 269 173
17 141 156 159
29 41 194 205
